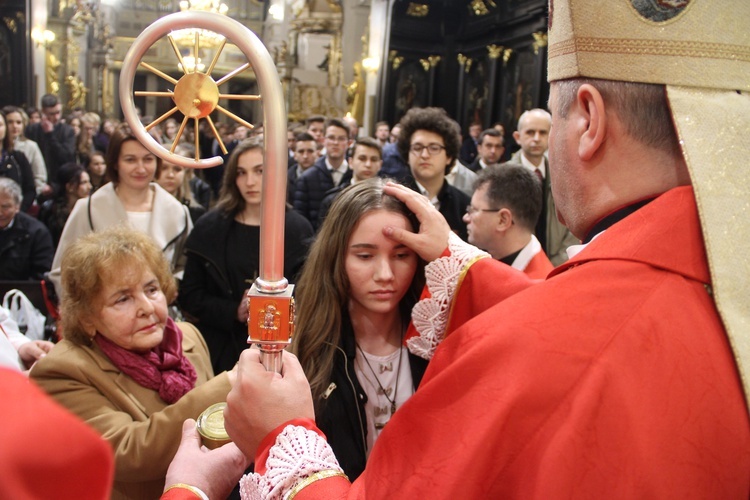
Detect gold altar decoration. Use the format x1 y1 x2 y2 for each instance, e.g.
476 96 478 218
487 44 503 60
346 61 365 124
532 31 548 55
406 3 429 17
470 0 497 16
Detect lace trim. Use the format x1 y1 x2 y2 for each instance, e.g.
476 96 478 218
407 233 489 360
239 425 343 500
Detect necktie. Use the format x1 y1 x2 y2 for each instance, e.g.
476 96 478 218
534 168 544 184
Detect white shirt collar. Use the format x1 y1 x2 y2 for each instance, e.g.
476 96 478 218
519 152 546 178
414 180 440 209
511 234 543 272
565 230 604 259
325 157 349 174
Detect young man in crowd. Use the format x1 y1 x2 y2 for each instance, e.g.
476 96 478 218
317 137 383 225
293 118 351 228
287 132 318 202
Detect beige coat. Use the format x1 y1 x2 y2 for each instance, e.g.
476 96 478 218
30 322 230 500
48 182 192 296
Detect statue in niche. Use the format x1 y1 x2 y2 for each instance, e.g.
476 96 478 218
345 62 365 124
274 42 289 66
66 73 88 110
46 52 61 95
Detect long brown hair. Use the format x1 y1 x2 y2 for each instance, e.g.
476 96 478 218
215 137 263 216
290 178 425 406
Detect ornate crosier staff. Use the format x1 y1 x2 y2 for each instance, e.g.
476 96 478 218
119 10 293 373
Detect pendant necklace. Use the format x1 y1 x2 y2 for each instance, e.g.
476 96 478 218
356 342 402 417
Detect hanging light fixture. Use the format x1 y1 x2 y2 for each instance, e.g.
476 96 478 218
171 0 229 48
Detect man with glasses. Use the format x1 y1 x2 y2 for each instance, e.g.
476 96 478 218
396 107 469 241
293 118 352 228
463 165 552 279
24 94 76 193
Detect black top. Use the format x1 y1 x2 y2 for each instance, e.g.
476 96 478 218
293 156 353 229
38 198 70 248
0 151 36 213
0 212 54 280
403 176 470 241
25 122 76 184
316 314 429 481
179 208 314 373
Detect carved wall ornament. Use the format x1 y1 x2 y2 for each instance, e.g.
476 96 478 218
392 56 404 70
326 0 343 13
3 13 22 34
428 55 441 67
487 44 503 59
419 58 430 71
458 54 473 74
532 31 548 55
502 47 514 66
406 3 429 17
470 0 497 16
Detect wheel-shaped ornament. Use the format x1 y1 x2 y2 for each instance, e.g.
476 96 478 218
118 10 287 171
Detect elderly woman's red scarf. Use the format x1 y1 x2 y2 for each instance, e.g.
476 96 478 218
95 317 197 404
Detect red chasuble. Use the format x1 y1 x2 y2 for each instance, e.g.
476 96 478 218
265 186 750 499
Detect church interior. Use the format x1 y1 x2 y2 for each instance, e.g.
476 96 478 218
1 0 549 138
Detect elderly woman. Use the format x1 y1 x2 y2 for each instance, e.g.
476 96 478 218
30 226 233 499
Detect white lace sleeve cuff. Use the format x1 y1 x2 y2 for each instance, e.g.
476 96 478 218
407 233 489 360
239 425 345 500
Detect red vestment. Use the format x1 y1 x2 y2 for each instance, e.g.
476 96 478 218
522 248 554 279
260 186 750 499
0 368 113 499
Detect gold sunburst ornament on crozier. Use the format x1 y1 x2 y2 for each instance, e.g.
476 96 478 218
120 11 285 171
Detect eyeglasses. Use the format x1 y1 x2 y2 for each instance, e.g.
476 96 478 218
465 205 500 216
325 135 348 143
409 143 446 155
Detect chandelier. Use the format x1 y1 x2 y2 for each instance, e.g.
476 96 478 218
171 0 229 48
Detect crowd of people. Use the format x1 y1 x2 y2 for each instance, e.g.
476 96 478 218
0 88 572 497
2 0 749 497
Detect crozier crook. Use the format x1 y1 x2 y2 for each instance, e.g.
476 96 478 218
120 11 292 372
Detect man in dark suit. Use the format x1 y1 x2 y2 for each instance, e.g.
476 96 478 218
293 119 352 229
286 132 318 202
467 128 505 172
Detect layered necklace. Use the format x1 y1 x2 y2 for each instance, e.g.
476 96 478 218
355 342 403 430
